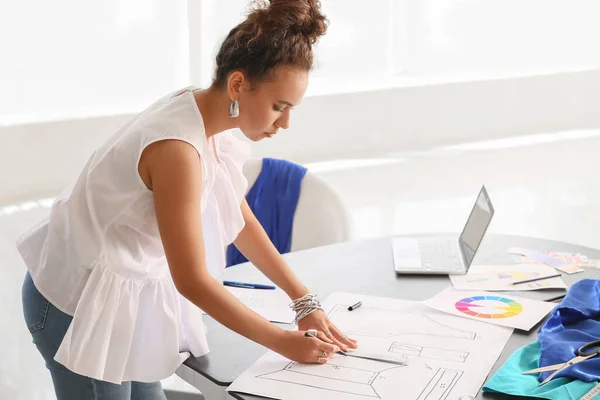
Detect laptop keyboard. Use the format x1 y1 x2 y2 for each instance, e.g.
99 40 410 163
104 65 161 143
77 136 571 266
418 239 463 271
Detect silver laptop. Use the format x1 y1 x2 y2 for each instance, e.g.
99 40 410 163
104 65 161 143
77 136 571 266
392 186 494 275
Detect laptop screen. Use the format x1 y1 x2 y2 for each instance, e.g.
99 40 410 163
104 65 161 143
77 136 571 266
458 186 495 268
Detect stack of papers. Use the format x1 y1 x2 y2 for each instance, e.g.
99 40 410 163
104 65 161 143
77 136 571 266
508 247 600 274
228 291 514 400
450 263 567 292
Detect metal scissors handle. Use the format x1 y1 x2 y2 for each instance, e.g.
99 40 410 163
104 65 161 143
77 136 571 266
578 340 600 357
523 340 600 386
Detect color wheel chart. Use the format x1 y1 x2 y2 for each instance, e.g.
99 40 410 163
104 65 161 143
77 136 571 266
455 296 523 319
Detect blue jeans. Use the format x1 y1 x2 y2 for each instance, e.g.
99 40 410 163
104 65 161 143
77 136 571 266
22 272 167 400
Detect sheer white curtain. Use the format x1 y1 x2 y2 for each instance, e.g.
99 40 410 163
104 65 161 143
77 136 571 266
196 0 600 92
0 0 190 125
395 0 600 76
2 0 600 126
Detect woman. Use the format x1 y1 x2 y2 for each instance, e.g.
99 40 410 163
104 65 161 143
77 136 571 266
19 0 357 399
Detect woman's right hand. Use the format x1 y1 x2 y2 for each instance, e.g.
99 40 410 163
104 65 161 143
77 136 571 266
274 330 341 364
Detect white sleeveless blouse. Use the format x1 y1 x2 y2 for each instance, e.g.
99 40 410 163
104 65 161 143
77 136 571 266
16 87 250 384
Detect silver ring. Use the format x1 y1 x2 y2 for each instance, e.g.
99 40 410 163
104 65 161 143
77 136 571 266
317 356 322 363
307 329 318 337
321 351 328 357
325 331 332 337
340 335 347 340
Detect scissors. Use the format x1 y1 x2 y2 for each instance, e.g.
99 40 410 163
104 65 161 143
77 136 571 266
523 340 600 385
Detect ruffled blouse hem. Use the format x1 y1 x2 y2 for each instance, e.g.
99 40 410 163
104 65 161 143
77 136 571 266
49 262 209 384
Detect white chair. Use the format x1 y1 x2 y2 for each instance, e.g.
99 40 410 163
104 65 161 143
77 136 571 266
242 158 352 251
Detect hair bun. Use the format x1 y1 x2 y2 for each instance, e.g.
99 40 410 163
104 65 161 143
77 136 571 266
252 0 328 45
213 0 328 86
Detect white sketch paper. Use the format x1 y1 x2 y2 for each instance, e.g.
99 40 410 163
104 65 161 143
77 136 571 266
202 286 294 324
227 292 513 400
450 263 567 292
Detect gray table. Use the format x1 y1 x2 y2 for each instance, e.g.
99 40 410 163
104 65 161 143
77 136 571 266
181 234 600 400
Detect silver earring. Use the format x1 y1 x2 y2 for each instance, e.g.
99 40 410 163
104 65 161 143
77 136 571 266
229 99 239 118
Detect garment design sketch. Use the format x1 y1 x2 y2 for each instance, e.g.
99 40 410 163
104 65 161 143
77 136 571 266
327 305 476 340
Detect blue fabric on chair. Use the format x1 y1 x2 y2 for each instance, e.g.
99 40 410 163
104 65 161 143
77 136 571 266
537 279 600 383
226 158 307 267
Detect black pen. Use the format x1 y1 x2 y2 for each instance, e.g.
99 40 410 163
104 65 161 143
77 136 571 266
510 274 562 286
348 301 362 311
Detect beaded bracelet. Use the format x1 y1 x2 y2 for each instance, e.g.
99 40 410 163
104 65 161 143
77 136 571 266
290 293 323 323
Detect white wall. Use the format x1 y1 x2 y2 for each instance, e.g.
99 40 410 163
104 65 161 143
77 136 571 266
2 68 600 205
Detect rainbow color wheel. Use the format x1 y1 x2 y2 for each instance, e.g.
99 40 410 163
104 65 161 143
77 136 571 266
455 296 523 319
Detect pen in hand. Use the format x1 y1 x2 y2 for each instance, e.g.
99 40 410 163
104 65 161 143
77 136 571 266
305 330 402 365
306 330 406 366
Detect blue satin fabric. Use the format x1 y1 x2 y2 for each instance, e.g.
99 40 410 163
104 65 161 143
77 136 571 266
226 158 307 267
538 279 600 383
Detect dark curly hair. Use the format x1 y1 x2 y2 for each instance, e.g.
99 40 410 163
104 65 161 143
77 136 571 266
213 0 328 87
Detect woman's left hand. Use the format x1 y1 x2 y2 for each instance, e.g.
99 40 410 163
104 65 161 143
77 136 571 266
298 310 358 352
